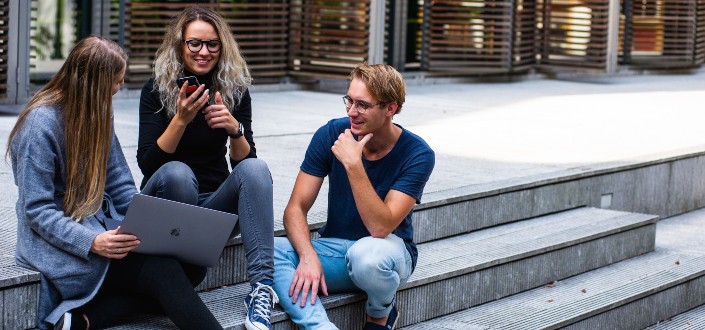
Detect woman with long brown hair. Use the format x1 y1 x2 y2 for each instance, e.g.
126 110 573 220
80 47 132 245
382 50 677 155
8 35 221 330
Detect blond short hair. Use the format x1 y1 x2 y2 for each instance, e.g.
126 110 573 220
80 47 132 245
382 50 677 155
349 63 406 114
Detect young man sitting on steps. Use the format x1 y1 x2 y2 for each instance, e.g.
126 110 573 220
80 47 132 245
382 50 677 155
272 63 435 329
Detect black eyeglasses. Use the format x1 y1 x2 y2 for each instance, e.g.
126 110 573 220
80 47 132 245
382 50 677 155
184 38 222 53
342 95 383 114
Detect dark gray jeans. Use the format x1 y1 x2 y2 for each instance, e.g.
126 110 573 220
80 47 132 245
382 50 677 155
141 158 275 285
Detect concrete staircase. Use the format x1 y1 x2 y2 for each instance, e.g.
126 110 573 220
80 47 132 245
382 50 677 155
3 153 705 329
401 251 705 330
99 207 659 329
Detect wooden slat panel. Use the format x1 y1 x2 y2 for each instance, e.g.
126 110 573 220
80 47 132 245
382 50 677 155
424 0 532 73
129 2 286 10
696 2 705 64
295 47 368 56
125 1 289 85
84 0 705 84
0 0 8 98
288 0 370 78
108 0 121 43
620 0 700 67
513 0 539 69
537 0 610 71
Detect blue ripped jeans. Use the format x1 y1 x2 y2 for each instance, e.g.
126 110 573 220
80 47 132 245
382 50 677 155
273 235 412 330
141 159 274 285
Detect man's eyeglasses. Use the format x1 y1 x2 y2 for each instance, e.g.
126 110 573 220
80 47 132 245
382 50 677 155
184 38 222 53
342 95 383 114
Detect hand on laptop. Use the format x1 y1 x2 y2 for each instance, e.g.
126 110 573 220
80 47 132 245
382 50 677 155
91 227 140 259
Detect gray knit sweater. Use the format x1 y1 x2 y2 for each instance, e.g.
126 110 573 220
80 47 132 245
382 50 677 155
10 106 136 329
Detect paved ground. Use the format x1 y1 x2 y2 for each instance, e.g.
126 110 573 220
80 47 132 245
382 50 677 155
1 70 704 254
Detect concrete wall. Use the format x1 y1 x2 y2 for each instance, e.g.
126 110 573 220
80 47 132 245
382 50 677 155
413 152 705 244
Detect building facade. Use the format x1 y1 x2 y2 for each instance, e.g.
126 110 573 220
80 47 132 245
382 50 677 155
1 0 704 107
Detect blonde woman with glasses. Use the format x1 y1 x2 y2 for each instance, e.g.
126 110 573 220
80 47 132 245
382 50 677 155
8 36 221 330
137 6 276 330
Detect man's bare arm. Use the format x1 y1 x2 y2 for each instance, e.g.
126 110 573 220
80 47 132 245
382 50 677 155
283 170 327 306
332 130 416 237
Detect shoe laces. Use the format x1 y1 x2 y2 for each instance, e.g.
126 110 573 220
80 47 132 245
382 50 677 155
249 283 280 322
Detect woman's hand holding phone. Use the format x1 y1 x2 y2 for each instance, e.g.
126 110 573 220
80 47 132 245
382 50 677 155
176 79 209 124
156 78 209 154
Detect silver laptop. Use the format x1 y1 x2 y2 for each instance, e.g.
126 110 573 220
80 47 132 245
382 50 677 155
115 194 238 267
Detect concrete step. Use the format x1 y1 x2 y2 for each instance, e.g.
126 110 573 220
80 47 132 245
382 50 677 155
645 304 705 329
4 147 705 328
0 257 39 330
105 207 657 329
0 209 40 330
400 251 705 330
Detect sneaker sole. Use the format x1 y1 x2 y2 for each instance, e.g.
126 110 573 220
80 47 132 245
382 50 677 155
243 301 269 330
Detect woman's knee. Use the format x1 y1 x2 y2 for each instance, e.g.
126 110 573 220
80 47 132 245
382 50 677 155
158 162 197 186
151 161 198 202
233 158 272 184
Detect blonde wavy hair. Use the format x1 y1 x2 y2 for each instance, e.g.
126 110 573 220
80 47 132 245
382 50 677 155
153 6 252 117
7 36 127 221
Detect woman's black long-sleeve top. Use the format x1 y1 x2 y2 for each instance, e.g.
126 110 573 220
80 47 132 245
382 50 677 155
137 75 257 194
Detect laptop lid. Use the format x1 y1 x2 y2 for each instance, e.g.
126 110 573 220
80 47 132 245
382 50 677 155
117 194 238 267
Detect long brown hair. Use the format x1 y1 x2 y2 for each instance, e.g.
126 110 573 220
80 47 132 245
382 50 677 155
7 35 127 220
153 6 251 117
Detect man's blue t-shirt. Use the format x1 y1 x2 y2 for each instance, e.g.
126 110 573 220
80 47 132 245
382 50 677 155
301 117 435 270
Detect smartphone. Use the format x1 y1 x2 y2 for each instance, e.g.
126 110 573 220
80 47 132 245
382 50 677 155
177 76 199 94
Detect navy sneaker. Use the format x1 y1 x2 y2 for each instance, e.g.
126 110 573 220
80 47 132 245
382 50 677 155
363 304 399 330
244 282 279 330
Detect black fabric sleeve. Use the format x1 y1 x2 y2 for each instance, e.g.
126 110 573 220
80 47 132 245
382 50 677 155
229 89 258 169
136 79 175 183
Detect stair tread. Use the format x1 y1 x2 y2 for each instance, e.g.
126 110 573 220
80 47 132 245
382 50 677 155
645 303 705 329
105 207 657 329
0 254 39 287
401 251 705 329
407 207 656 287
0 207 655 289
